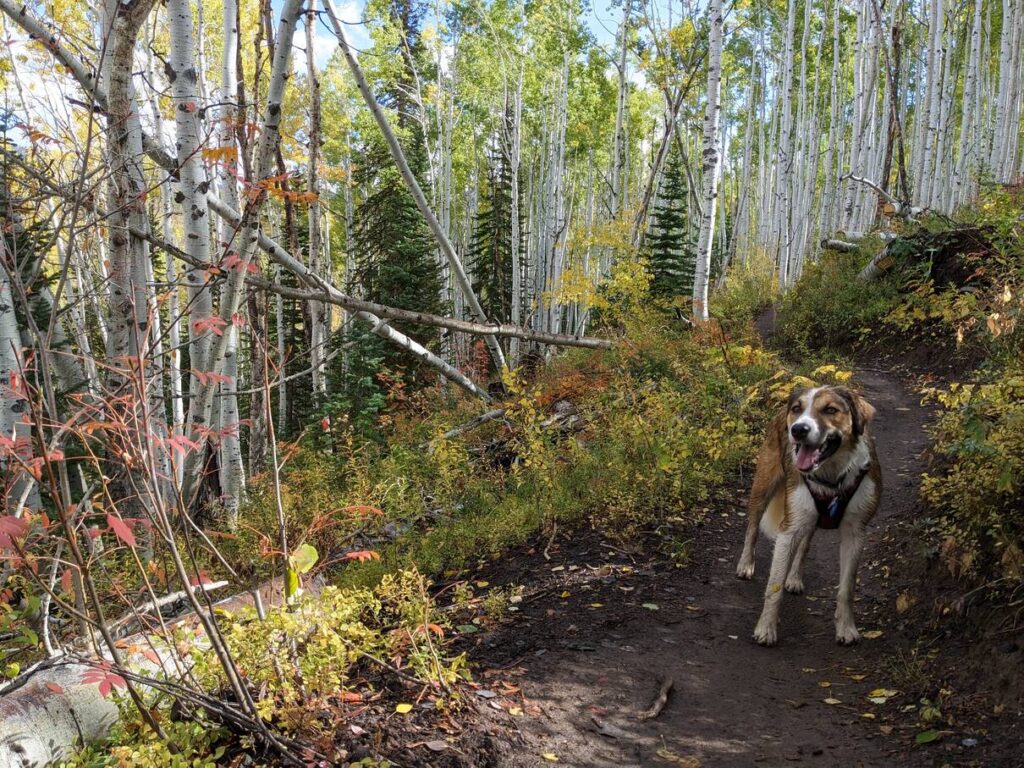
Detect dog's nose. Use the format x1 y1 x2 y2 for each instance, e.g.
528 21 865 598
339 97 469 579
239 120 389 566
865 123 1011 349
790 422 811 440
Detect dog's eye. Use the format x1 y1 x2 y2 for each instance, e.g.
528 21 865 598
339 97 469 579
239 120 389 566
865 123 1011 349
823 406 839 415
791 404 801 413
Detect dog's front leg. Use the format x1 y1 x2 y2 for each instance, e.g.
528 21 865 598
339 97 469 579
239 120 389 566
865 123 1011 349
785 528 815 594
835 522 866 645
753 531 800 646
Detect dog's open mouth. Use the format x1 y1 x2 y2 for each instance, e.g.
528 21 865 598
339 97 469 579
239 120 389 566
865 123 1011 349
794 433 841 472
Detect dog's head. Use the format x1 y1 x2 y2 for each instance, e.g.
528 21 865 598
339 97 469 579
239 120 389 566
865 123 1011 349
785 385 875 473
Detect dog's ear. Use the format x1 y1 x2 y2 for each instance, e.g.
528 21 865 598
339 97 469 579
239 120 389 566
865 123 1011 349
834 387 876 435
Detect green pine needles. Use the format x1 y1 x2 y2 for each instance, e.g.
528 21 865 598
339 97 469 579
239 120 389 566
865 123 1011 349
648 147 695 301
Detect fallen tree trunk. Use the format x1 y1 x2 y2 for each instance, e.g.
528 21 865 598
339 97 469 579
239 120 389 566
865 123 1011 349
0 578 295 766
821 238 859 253
857 248 897 282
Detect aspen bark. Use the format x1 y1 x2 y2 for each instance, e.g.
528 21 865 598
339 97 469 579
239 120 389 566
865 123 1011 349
305 0 328 401
692 0 723 321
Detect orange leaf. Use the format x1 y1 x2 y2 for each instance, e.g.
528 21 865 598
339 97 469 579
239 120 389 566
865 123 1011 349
344 550 381 562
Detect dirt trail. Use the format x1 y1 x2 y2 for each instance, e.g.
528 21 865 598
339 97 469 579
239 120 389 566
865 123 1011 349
468 366 949 767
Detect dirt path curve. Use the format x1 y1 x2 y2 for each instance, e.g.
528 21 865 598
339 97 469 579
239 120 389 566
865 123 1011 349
473 366 935 768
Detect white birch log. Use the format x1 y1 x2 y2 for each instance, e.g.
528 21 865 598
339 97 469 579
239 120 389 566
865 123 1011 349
0 579 282 767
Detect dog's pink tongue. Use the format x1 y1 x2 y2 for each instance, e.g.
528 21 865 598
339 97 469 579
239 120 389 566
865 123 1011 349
796 445 819 471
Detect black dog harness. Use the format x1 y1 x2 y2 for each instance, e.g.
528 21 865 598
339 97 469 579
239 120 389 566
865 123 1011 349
805 466 871 529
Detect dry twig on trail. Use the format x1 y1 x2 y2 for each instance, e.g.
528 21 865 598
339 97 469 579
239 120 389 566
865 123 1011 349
638 677 674 721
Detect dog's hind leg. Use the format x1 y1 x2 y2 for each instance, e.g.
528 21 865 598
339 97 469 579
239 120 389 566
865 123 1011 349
835 523 866 645
784 527 815 594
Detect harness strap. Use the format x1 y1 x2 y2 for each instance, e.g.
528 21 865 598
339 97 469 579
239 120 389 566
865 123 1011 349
805 466 870 529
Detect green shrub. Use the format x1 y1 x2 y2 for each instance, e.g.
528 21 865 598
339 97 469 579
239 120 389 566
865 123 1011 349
921 371 1024 588
711 248 779 338
774 244 902 353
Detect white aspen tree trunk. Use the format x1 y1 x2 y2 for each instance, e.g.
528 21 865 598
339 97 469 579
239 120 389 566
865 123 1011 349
844 4 866 228
509 52 524 366
275 262 288 434
549 54 569 339
821 0 841 237
214 0 245 519
0 260 40 513
920 0 945 208
912 0 935 192
610 0 631 219
932 3 956 210
788 0 811 279
102 0 172 518
219 321 244 516
732 66 756 262
692 0 723 321
305 0 328 402
774 0 797 288
716 106 730 281
857 12 881 228
952 0 983 208
799 15 824 269
166 0 214 401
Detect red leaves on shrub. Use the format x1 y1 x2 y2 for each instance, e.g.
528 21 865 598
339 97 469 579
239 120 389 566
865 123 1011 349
81 663 127 698
0 516 29 550
106 514 137 548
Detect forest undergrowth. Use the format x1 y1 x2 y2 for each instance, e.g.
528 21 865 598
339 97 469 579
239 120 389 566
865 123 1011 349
57 190 1024 765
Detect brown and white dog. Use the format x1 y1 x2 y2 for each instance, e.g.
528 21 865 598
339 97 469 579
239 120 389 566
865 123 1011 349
735 385 881 646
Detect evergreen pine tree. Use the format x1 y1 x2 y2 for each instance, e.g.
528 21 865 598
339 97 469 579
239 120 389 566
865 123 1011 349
648 147 695 300
468 134 519 328
345 0 443 389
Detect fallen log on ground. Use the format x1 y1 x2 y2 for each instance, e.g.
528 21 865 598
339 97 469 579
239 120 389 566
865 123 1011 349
821 238 859 253
0 578 296 767
858 226 993 283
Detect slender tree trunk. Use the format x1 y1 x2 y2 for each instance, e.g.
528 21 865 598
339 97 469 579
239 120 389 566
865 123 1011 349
305 0 328 403
610 0 631 219
692 0 723 321
102 0 170 518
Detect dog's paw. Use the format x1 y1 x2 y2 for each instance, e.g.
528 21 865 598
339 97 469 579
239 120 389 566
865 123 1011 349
784 577 805 595
835 621 861 646
735 558 755 580
753 619 778 646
